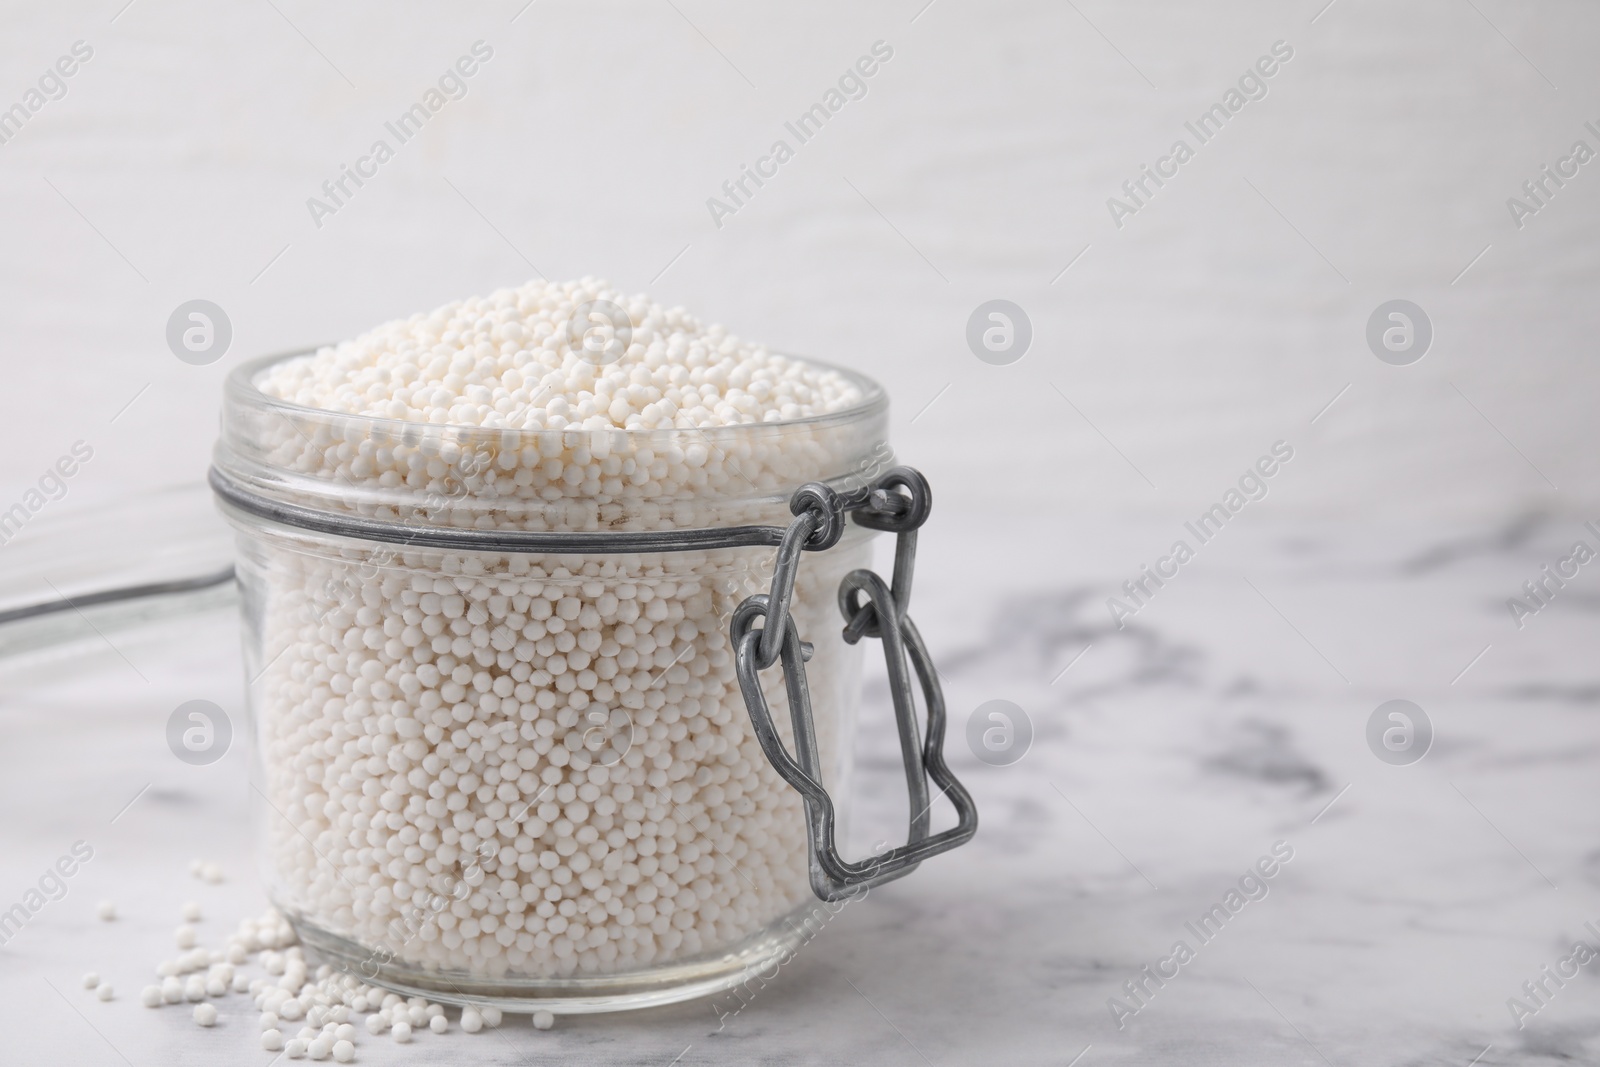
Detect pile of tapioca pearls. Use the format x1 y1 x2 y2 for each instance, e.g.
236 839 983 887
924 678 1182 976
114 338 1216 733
90 863 553 1062
257 276 865 432
252 277 871 537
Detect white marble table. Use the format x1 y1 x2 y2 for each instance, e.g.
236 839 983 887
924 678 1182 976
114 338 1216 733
1 507 1593 1066
3 0 1598 1061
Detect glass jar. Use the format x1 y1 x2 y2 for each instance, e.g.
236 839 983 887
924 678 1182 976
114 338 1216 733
211 349 902 1012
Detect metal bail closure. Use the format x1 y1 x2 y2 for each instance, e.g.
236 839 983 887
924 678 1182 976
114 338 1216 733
731 469 978 902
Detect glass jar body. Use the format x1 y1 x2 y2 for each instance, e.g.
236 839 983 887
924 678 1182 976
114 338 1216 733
216 350 891 1012
229 522 870 1010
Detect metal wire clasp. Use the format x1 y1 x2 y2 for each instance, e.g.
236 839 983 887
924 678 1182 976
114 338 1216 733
731 467 978 902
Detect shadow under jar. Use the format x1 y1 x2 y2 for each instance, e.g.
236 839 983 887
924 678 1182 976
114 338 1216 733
210 349 974 1013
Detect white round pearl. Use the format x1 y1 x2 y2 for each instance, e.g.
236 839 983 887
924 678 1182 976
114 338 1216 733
244 278 867 988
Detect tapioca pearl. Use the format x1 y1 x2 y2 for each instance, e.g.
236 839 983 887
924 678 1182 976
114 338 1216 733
256 508 856 978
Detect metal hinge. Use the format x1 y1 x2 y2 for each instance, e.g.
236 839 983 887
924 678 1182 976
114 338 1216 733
731 468 979 902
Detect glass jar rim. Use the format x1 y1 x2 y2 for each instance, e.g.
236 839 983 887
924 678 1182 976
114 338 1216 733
214 346 894 534
225 346 888 445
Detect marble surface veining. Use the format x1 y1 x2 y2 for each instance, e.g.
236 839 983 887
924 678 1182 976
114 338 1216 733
0 512 1595 1066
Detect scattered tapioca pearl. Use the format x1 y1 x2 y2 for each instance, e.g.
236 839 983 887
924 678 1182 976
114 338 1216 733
140 985 162 1008
96 901 116 921
480 1006 502 1028
161 977 184 1004
532 1010 554 1030
260 1012 279 1031
364 1013 388 1035
285 1038 308 1059
175 925 197 949
184 976 207 1002
182 901 202 922
429 1014 448 1035
262 1029 284 1051
391 1022 412 1044
334 1023 356 1043
96 983 115 1002
332 1039 355 1063
193 1003 217 1027
205 975 227 997
308 1035 333 1061
460 1009 483 1033
82 972 99 989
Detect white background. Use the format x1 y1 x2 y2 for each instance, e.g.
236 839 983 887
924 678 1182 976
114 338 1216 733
1 0 1596 534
